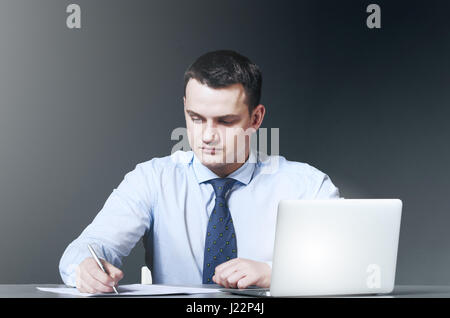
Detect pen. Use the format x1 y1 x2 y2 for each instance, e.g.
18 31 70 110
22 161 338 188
87 244 119 294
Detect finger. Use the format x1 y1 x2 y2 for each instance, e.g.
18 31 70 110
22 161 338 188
212 271 228 288
102 260 124 283
226 271 247 289
86 261 116 287
214 259 241 281
78 279 96 294
214 264 239 288
85 272 114 293
76 266 94 293
215 258 241 273
237 275 257 289
217 263 241 286
213 274 231 289
81 268 114 293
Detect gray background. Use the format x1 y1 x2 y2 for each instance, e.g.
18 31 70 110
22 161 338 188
0 0 449 285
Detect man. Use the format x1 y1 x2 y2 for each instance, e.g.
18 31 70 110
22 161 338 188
59 50 340 293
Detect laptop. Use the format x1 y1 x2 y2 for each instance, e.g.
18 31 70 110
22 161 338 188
222 199 402 297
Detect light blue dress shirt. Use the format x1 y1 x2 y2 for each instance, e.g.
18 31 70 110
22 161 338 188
59 150 340 286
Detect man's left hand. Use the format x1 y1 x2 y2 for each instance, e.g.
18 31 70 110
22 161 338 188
212 258 271 289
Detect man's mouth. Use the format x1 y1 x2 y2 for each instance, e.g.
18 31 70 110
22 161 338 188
200 147 222 154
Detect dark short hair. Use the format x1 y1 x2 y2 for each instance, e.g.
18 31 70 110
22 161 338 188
183 50 262 112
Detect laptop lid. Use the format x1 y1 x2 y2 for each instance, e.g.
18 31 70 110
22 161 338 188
270 199 402 297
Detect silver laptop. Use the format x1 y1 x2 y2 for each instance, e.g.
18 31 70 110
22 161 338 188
223 199 402 297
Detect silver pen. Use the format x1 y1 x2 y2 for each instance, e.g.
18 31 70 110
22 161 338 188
87 244 119 294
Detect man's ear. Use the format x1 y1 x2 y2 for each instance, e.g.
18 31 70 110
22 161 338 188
251 104 266 130
183 96 186 107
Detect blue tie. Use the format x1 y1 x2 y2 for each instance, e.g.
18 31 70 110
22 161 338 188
202 178 238 284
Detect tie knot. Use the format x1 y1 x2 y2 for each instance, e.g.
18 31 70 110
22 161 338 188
208 178 237 199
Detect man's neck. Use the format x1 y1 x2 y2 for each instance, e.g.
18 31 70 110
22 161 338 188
211 162 245 178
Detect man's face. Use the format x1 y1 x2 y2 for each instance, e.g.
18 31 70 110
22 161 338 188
183 78 261 173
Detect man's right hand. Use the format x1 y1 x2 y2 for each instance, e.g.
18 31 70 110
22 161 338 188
75 257 124 294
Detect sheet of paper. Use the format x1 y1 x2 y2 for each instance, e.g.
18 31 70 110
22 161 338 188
37 284 221 297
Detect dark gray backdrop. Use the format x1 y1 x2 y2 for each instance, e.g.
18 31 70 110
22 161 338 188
0 0 449 284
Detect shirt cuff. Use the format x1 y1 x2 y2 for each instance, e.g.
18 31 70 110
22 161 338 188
64 263 78 287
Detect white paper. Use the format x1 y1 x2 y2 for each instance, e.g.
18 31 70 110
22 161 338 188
37 284 221 297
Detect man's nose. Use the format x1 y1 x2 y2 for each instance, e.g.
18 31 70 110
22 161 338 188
202 123 219 144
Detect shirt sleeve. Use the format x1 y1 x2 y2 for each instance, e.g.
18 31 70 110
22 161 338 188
313 173 340 199
58 161 155 286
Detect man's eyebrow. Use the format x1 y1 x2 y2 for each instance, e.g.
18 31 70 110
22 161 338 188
186 110 202 116
218 114 240 119
185 109 240 119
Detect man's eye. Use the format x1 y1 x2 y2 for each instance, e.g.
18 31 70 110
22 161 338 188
219 120 234 125
191 116 202 122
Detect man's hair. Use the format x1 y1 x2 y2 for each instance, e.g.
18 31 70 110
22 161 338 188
183 50 262 112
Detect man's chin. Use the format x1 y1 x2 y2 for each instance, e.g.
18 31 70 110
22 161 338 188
194 149 249 166
196 151 226 166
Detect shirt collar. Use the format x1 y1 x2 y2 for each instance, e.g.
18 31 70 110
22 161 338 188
191 150 257 186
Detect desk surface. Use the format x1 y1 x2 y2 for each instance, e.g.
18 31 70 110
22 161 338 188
1 284 450 298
